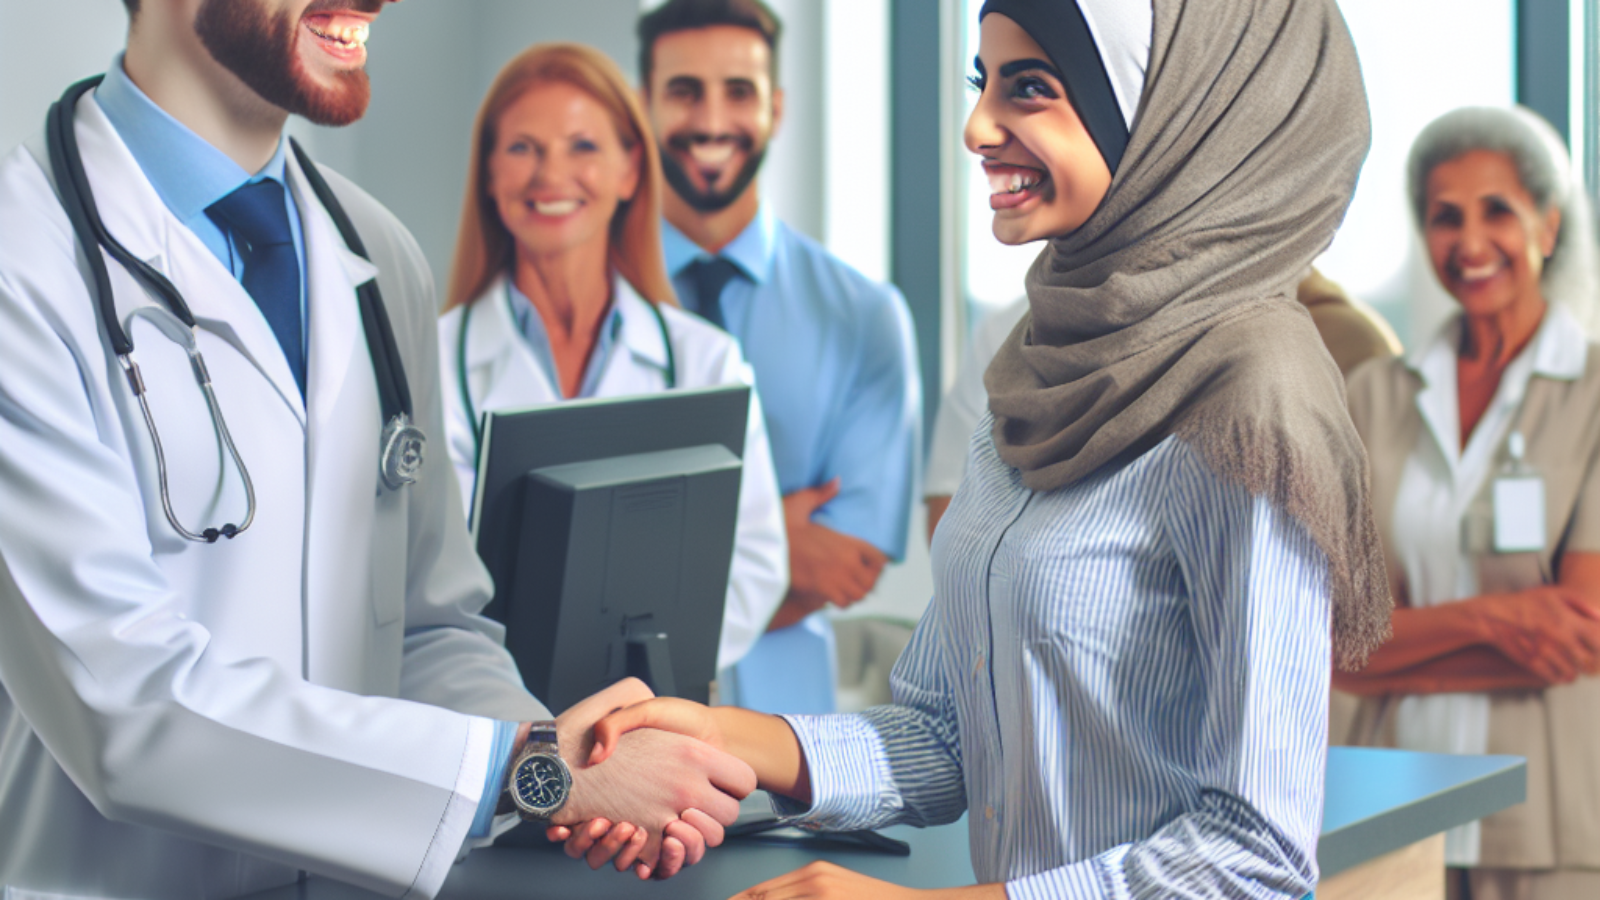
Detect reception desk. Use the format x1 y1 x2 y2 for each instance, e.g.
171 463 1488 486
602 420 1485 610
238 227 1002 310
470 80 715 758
248 747 1524 900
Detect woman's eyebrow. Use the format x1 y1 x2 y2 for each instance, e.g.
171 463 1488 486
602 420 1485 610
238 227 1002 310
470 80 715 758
973 56 987 76
999 58 1062 79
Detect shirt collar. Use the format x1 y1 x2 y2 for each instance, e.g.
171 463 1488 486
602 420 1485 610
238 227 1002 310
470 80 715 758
94 53 290 223
1407 303 1589 385
660 204 778 284
505 275 626 397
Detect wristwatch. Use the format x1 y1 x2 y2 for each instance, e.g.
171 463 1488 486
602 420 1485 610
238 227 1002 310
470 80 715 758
497 721 572 821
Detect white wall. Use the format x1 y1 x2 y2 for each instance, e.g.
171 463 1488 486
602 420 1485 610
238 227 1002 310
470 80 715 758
1316 0 1516 348
0 2 129 154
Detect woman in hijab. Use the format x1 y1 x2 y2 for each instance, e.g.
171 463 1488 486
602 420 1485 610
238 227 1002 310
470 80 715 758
563 0 1392 894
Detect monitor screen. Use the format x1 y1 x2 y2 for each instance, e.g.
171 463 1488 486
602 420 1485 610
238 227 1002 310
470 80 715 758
470 385 751 713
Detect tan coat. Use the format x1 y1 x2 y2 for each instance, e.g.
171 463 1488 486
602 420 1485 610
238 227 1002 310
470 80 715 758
1298 268 1403 376
1340 314 1600 870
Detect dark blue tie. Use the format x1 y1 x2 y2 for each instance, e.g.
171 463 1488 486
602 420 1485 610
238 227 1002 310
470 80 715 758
207 179 305 396
684 257 742 331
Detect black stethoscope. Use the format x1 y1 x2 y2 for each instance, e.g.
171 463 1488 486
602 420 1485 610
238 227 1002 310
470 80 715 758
455 281 677 461
46 76 425 544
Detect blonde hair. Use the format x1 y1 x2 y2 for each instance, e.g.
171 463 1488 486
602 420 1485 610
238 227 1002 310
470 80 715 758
444 43 677 311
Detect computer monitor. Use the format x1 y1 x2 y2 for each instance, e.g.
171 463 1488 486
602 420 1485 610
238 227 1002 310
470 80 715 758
469 385 750 713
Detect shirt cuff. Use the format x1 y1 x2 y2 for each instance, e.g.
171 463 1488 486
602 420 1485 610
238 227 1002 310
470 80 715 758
770 713 896 831
1006 846 1127 900
468 720 519 839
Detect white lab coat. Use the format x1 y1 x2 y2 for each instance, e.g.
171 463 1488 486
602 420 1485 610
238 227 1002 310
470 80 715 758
0 93 547 899
438 276 788 671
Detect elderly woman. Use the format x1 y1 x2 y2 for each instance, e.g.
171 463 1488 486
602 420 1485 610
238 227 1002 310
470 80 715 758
1334 107 1600 900
563 0 1395 895
438 43 786 684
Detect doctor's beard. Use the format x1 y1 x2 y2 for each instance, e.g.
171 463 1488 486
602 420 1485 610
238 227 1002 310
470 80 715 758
659 136 768 214
196 0 383 127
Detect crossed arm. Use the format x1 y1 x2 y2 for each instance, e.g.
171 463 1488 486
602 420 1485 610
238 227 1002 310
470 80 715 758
1332 552 1600 696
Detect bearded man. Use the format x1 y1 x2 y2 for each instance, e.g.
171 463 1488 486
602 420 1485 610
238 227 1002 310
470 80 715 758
0 2 754 897
637 0 922 715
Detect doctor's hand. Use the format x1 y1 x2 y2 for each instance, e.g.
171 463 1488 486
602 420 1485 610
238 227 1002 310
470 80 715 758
773 479 888 630
552 681 757 879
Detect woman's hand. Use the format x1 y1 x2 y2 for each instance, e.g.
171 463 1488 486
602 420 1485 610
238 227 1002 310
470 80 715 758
588 697 727 765
727 863 1005 900
590 699 811 801
1473 587 1600 683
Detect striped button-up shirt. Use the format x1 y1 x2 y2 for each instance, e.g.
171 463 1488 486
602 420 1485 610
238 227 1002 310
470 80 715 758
781 428 1331 898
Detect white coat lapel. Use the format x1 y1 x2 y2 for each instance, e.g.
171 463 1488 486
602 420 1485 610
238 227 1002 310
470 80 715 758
598 282 672 395
288 152 379 435
72 95 308 424
470 277 561 411
288 153 388 691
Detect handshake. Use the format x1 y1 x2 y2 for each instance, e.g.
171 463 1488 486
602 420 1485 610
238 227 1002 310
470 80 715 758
534 678 765 881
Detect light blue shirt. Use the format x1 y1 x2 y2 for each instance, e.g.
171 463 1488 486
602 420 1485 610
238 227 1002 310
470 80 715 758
93 55 308 356
92 56 514 839
662 207 921 560
505 279 625 399
780 428 1331 898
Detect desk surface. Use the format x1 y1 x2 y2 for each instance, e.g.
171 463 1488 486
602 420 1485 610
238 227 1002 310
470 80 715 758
249 747 1525 899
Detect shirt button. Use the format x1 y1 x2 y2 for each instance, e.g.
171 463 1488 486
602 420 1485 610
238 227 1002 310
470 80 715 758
972 652 985 679
984 806 996 821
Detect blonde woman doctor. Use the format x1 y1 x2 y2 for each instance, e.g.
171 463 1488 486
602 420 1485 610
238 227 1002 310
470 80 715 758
439 44 787 678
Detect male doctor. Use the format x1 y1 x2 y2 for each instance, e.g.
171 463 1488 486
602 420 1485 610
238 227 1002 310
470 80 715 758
0 1 752 898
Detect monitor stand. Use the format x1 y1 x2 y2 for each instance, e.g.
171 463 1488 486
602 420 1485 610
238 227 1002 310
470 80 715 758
611 630 679 699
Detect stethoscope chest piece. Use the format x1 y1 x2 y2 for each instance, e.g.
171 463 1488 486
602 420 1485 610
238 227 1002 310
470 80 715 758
380 413 426 490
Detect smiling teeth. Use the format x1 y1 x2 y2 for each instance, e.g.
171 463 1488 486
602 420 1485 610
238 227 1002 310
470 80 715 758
987 170 1042 194
535 200 581 216
1459 262 1501 281
690 144 737 166
308 21 369 48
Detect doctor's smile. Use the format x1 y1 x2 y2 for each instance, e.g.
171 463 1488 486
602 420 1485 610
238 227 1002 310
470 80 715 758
295 0 385 73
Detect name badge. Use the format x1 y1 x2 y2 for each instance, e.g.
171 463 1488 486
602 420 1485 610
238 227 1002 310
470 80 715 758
1493 475 1546 553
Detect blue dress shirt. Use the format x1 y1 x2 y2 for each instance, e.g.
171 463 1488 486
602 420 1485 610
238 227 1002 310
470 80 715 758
664 208 921 715
662 207 921 561
92 57 515 839
780 428 1331 898
93 56 308 355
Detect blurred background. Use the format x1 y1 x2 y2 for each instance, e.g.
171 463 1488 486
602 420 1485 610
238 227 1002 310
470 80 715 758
2 0 1594 696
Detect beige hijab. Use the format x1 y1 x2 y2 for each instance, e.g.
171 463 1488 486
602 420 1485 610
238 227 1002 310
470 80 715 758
984 0 1392 670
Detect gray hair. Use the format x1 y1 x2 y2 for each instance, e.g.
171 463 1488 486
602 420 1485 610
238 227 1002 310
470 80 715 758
1407 106 1598 330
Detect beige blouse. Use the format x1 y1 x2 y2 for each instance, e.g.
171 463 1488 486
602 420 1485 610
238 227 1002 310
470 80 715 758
1340 307 1600 869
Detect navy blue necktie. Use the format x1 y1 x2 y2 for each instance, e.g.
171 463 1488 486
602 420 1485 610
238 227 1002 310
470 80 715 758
684 257 741 331
207 179 305 396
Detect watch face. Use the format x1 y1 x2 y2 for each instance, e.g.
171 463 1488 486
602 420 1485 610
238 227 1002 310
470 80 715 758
512 753 570 817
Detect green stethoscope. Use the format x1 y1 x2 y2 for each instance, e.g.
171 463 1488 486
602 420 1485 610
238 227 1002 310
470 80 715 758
456 282 677 460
